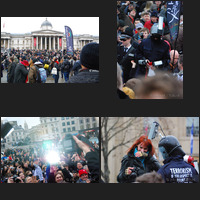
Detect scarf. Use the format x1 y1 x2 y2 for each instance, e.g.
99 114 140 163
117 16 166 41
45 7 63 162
134 147 149 169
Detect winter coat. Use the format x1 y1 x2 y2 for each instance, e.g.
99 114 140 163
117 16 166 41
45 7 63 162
67 69 99 83
61 59 72 73
13 63 28 83
117 149 161 183
85 151 99 183
28 64 43 83
7 62 16 83
136 37 170 76
157 156 199 183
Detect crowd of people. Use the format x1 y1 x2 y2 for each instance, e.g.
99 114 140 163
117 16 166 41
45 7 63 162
117 1 183 99
1 135 99 183
1 42 99 83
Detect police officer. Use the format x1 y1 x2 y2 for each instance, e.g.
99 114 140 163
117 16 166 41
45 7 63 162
157 135 199 183
136 17 170 77
117 27 137 83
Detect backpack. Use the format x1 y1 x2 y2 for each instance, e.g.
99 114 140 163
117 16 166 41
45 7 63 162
39 68 47 83
36 66 47 83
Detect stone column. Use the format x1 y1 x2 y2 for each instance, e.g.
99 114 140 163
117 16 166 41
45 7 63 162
53 36 55 50
32 37 34 49
8 39 10 49
45 36 47 49
57 37 59 50
41 37 43 50
49 36 51 50
4 39 6 48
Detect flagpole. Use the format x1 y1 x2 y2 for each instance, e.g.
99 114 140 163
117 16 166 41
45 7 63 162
190 119 194 156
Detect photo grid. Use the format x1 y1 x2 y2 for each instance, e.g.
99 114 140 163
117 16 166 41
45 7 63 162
1 1 199 185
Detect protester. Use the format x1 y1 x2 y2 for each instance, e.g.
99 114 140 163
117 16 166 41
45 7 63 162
1 132 99 183
1 46 98 83
117 135 161 183
13 57 29 83
117 1 183 99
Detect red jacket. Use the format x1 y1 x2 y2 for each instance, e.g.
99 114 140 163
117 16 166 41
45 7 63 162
144 20 165 32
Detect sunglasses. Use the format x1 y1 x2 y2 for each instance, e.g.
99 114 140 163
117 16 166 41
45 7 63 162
121 38 128 41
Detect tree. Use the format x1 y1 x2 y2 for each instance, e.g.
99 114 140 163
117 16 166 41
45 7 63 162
101 117 143 183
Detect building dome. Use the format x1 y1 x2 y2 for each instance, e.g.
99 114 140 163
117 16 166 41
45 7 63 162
41 18 53 30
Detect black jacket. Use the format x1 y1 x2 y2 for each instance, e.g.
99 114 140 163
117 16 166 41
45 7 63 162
67 69 99 83
136 37 170 76
117 45 136 83
117 150 161 183
157 156 199 183
13 63 28 83
85 151 99 183
61 59 72 73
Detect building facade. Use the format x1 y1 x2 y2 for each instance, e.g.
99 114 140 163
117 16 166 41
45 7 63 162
1 18 99 51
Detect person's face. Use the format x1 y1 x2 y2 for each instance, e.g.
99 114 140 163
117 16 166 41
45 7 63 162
19 172 25 180
26 177 33 183
143 31 149 39
55 174 63 183
121 37 131 47
130 9 136 17
151 16 157 23
80 173 88 181
137 143 148 153
77 163 83 169
170 52 179 65
143 14 150 22
155 1 162 7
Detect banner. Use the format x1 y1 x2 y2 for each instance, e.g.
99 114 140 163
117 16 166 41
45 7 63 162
34 37 36 47
59 38 62 48
65 26 74 55
167 1 181 41
190 122 194 156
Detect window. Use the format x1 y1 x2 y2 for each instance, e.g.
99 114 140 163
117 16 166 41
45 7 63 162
68 128 71 132
71 121 75 125
62 122 65 126
67 122 70 126
61 117 65 120
72 127 75 131
63 128 66 133
186 117 199 137
66 117 69 120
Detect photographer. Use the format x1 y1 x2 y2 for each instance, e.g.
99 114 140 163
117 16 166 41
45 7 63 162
117 135 161 183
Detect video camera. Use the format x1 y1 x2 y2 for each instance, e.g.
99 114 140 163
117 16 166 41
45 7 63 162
12 175 21 183
148 121 164 140
63 134 95 158
138 60 163 68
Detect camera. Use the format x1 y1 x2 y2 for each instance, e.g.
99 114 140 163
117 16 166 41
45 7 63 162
153 60 163 68
12 175 21 183
138 60 148 65
62 134 76 152
139 32 144 40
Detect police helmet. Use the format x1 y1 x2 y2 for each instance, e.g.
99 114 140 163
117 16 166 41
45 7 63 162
158 135 185 160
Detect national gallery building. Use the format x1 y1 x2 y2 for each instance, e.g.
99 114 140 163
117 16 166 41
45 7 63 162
1 18 99 51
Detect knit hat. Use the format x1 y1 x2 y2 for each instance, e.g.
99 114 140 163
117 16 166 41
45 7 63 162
79 169 88 177
80 42 99 70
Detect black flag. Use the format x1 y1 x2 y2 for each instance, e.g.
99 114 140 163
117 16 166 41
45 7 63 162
167 1 181 41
